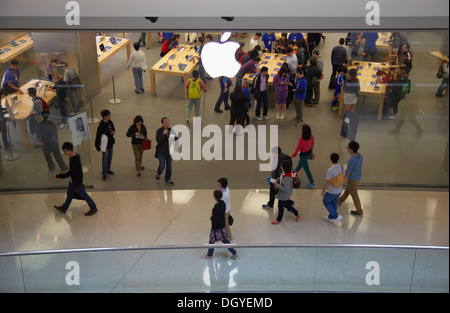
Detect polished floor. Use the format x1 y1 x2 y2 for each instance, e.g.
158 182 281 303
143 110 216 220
0 188 448 253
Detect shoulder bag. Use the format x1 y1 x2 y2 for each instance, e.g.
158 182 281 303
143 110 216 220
330 165 346 188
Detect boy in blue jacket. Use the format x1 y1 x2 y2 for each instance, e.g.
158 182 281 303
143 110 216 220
292 68 307 126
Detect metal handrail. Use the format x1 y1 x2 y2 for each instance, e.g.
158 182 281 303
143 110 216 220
0 243 448 257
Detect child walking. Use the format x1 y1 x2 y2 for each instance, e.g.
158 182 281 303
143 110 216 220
271 160 300 225
331 66 346 111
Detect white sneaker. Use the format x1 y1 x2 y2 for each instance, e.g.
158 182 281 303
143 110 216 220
255 116 262 121
264 115 269 120
324 216 335 223
58 123 68 129
276 113 280 120
280 113 286 120
333 215 343 226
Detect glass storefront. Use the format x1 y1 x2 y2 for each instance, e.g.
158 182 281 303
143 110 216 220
0 30 448 191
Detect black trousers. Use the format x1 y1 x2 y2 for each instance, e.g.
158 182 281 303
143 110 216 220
328 64 340 89
0 118 8 146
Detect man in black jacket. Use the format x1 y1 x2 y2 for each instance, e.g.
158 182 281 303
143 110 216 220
94 109 115 181
253 66 269 120
53 142 98 216
155 117 175 185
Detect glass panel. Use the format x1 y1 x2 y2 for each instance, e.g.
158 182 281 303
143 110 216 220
0 32 93 191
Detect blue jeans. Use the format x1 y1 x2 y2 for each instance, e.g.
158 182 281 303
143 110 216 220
102 147 113 176
62 182 97 212
214 88 230 110
295 155 314 184
132 67 143 92
157 154 172 181
436 77 449 97
323 192 340 219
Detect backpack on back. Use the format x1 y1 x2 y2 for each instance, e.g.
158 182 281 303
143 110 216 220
188 79 201 99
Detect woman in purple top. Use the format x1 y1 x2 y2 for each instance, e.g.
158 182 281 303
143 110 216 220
273 64 292 119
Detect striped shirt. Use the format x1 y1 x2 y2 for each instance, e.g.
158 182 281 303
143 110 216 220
326 164 344 194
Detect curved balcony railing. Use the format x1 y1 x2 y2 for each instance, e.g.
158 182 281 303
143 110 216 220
0 244 448 293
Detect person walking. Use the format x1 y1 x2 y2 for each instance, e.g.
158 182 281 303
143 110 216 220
126 115 148 176
217 177 232 240
37 111 68 172
94 109 115 181
185 70 207 125
155 117 175 185
262 147 292 210
53 142 98 216
229 85 249 130
271 160 300 225
291 124 315 189
337 141 364 216
321 153 344 226
127 42 147 94
201 190 238 260
214 76 232 113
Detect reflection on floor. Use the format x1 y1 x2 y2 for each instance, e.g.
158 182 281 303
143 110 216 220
0 188 447 253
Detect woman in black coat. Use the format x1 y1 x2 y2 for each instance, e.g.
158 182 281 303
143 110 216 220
201 190 238 259
229 85 250 129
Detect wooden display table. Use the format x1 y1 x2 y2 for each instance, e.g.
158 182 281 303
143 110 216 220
0 33 33 65
1 80 56 148
375 32 392 50
243 52 288 85
150 45 199 95
96 36 131 86
339 61 389 120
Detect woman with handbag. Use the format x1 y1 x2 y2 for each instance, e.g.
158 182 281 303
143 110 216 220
291 124 315 188
126 115 148 176
321 153 345 226
201 190 238 260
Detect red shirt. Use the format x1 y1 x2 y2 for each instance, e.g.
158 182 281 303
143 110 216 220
291 135 314 158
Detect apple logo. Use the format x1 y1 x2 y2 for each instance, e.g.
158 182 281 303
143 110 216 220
201 32 241 78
